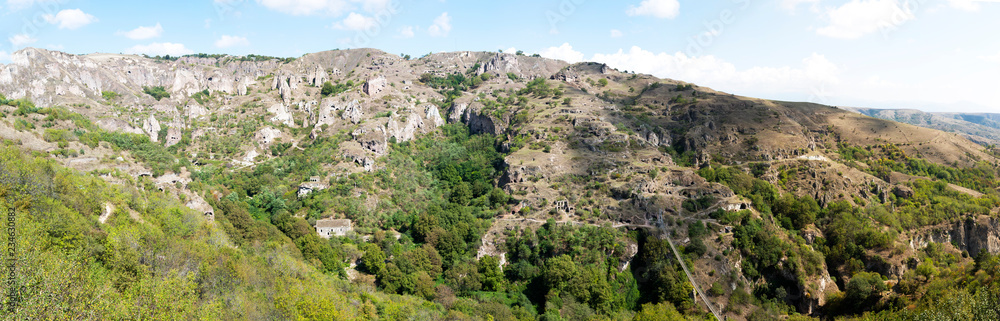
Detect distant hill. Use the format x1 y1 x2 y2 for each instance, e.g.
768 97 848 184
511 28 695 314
844 107 1000 146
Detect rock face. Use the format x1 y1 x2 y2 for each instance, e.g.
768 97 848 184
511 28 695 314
342 99 363 124
255 126 282 147
164 127 183 147
363 75 387 97
466 104 506 136
477 53 521 76
949 217 1000 256
448 102 468 124
268 103 295 127
309 66 327 87
142 115 161 142
425 105 445 127
97 119 143 135
0 48 279 108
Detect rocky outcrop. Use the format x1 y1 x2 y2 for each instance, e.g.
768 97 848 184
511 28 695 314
949 217 1000 256
892 185 914 199
387 111 425 143
97 119 143 135
426 105 445 127
363 75 387 97
342 99 363 124
477 53 521 76
164 127 182 147
448 102 468 124
268 103 295 127
255 126 282 147
464 103 506 136
142 115 161 142
186 103 209 119
309 66 327 87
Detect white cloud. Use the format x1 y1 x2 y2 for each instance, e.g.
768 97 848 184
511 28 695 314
428 12 452 37
334 12 376 31
215 35 250 48
399 26 415 38
6 0 58 10
980 51 1000 63
502 47 518 54
42 9 98 30
119 23 163 40
947 0 1000 11
256 0 350 16
357 0 390 13
611 29 624 38
125 42 193 56
539 43 586 64
816 0 913 39
0 51 9 62
249 0 393 15
626 0 680 19
781 0 820 12
582 46 840 98
9 34 37 47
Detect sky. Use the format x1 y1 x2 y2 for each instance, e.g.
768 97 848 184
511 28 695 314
1 0 998 113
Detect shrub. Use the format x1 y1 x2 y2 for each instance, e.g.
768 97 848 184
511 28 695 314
101 91 121 101
143 86 171 101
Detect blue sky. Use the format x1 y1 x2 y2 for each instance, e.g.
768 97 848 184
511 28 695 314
1 0 999 112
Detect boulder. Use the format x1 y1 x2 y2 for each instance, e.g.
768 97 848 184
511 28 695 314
892 185 914 199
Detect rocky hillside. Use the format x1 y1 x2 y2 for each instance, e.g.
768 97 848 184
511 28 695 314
846 107 1000 146
3 47 1000 320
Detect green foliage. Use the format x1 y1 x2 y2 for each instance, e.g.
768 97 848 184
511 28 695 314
773 194 819 230
838 142 1000 193
101 132 176 176
632 302 684 321
519 78 553 98
321 80 353 97
191 89 211 105
102 90 121 101
0 146 436 320
142 86 170 101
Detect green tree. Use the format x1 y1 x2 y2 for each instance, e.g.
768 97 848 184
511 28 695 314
479 255 504 292
632 302 684 321
361 243 387 275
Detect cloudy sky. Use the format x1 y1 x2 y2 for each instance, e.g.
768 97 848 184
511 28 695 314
1 0 998 112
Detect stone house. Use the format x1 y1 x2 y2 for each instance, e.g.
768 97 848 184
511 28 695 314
316 218 352 238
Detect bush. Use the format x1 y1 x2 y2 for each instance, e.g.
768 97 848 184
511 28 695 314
101 90 120 101
321 80 353 97
143 86 171 101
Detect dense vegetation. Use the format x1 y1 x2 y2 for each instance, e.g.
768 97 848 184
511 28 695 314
142 86 170 101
